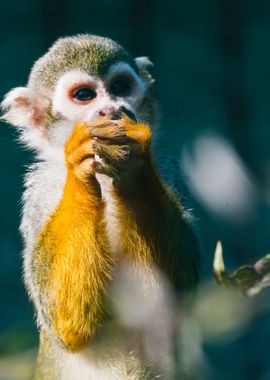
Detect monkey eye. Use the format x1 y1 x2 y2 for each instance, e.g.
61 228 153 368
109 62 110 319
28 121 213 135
72 86 97 102
109 78 131 97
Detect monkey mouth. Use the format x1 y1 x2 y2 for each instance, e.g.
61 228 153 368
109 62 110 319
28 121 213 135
110 106 137 122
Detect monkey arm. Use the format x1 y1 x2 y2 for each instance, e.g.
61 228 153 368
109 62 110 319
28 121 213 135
113 158 199 293
92 116 199 292
31 122 114 352
32 173 112 352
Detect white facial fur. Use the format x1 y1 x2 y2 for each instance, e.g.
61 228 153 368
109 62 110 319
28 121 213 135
52 62 147 124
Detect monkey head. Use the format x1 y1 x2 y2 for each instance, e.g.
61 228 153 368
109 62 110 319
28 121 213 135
1 35 156 159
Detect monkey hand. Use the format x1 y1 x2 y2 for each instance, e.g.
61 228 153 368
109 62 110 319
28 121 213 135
90 115 152 190
65 119 120 197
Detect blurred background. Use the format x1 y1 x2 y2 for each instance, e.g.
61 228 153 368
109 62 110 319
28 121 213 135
1 0 270 379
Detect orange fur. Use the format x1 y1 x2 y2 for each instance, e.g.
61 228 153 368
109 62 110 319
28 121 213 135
122 117 151 147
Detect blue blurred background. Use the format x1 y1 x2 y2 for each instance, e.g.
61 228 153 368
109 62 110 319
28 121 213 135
1 0 270 379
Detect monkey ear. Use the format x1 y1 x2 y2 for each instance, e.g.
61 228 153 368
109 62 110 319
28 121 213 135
135 56 154 70
1 87 50 129
135 57 155 86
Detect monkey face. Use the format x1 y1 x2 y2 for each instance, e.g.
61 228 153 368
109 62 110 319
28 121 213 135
1 35 156 158
52 62 147 124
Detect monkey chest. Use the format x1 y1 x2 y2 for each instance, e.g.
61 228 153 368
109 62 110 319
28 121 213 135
96 173 121 255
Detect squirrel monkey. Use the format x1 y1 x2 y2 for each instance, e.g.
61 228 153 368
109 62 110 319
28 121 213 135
2 35 200 379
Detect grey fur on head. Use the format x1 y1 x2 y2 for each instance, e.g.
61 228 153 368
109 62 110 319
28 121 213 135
28 34 137 96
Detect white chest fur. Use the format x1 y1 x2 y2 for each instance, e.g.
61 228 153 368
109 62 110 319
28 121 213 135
96 173 121 255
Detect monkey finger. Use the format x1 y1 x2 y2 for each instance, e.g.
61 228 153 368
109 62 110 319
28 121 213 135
67 119 120 154
88 117 118 129
119 118 152 145
124 123 151 145
93 141 130 163
67 141 95 166
94 139 146 163
95 161 120 180
66 121 93 155
90 124 127 141
73 157 97 181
